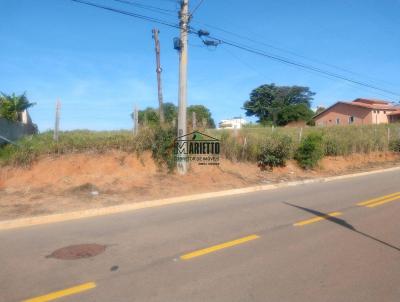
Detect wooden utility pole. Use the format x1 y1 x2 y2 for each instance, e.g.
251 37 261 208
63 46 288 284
53 99 61 141
152 28 164 124
177 0 189 174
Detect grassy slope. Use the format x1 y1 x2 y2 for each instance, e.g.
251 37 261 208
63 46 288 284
1 124 400 167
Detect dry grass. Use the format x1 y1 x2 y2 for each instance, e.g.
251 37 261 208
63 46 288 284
1 124 400 167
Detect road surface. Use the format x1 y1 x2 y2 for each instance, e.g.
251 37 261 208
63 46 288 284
1 169 400 302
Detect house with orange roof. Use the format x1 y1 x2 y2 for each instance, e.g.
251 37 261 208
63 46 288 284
313 98 400 126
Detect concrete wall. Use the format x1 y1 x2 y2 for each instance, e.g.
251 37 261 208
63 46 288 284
0 117 36 144
315 103 372 126
371 109 390 124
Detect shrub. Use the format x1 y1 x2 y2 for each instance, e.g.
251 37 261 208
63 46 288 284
151 126 176 172
389 139 400 152
257 134 292 169
295 133 324 169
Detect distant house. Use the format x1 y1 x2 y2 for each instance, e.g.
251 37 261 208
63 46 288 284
219 117 247 129
0 109 37 144
313 98 400 126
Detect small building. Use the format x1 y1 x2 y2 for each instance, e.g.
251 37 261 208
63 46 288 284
219 117 247 129
313 98 400 126
0 110 37 144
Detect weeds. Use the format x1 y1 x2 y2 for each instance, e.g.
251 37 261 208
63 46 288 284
258 134 292 169
295 133 324 169
1 124 399 170
151 126 176 172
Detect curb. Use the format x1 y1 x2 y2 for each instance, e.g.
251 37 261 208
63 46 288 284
1 166 400 231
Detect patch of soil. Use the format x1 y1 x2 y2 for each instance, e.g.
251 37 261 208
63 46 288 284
0 151 399 220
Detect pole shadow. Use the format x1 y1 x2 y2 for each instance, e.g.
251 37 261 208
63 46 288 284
284 202 400 253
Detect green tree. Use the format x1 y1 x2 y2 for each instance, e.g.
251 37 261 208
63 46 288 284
187 105 216 129
0 92 36 122
138 107 159 127
243 84 315 126
138 103 215 129
277 104 314 126
163 102 178 124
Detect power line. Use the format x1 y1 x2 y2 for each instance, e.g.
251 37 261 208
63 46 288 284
200 33 400 98
70 0 400 99
189 0 205 18
192 21 399 91
223 44 397 101
111 0 177 15
71 0 180 29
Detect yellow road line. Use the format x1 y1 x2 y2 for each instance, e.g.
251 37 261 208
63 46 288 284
366 195 400 208
357 192 400 206
293 212 342 227
22 282 96 302
180 234 260 260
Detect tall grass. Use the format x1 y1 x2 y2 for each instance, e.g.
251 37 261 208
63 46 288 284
0 129 155 166
208 124 400 162
1 124 400 167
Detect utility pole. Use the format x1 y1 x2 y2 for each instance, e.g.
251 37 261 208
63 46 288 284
177 0 189 174
152 28 164 124
53 99 61 142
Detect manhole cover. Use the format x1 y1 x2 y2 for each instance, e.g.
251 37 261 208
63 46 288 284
47 244 106 260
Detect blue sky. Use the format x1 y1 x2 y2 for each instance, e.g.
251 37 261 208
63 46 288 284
1 0 399 131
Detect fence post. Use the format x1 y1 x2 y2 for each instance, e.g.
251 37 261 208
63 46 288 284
192 111 197 130
298 127 303 143
53 100 61 142
201 118 208 130
133 105 139 135
387 127 391 148
242 136 247 159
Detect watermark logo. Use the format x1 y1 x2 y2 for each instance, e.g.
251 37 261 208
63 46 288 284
174 131 220 166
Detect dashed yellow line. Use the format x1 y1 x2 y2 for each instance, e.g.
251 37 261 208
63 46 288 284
22 282 96 302
366 195 400 208
180 234 260 260
293 212 342 227
357 192 400 207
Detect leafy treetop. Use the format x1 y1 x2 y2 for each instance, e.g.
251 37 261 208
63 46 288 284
243 84 315 126
0 92 36 122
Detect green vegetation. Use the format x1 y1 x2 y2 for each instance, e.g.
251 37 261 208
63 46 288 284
0 130 153 166
211 124 400 168
243 83 315 126
1 125 400 170
0 92 36 122
257 134 292 169
151 126 176 172
295 133 324 169
138 103 215 129
389 138 400 152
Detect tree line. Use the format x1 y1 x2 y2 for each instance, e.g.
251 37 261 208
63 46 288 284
138 103 216 129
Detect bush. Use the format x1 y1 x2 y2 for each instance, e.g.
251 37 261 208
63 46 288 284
151 126 176 172
257 134 292 169
295 133 324 169
389 139 400 152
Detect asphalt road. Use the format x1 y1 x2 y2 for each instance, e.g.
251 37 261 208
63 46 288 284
1 169 400 302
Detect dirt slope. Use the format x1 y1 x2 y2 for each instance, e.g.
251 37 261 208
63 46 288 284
0 151 399 220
